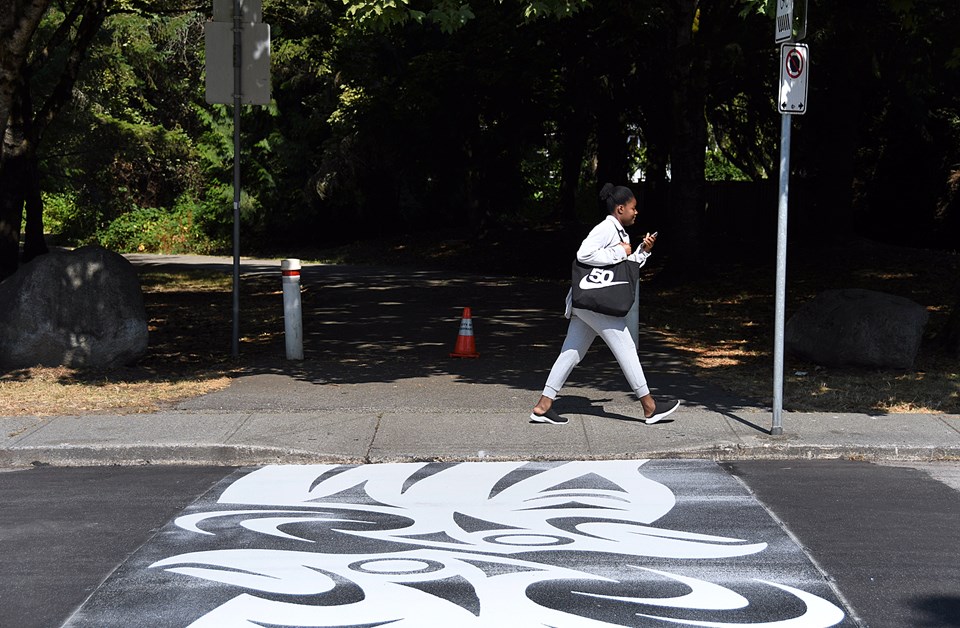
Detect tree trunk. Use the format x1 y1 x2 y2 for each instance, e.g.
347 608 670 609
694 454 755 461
0 80 29 280
16 62 44 263
556 109 588 223
22 149 46 262
0 0 51 148
798 9 866 242
664 0 708 278
636 72 673 237
0 0 51 279
0 151 27 281
595 95 629 187
0 0 107 277
941 292 960 359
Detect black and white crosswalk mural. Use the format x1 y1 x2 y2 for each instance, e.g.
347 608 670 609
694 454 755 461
66 460 850 627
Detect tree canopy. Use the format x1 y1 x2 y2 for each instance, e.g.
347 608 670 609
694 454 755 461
1 0 959 283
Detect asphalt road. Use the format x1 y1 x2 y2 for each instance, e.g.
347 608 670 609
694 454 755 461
1 460 958 628
723 460 960 628
0 466 233 628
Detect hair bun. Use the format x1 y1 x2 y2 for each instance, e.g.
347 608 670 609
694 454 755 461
599 182 614 201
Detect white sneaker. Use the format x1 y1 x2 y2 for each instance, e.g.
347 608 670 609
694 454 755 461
530 408 568 425
644 399 680 424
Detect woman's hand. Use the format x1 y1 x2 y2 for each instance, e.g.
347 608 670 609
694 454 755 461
641 232 657 252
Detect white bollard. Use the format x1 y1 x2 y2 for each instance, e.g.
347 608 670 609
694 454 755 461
281 259 303 360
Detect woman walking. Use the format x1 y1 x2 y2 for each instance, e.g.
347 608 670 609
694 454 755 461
530 183 679 426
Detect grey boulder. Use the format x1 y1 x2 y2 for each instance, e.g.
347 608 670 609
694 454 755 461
785 288 929 369
0 246 148 369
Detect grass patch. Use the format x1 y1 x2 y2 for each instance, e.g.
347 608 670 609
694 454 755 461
0 269 238 417
0 367 230 417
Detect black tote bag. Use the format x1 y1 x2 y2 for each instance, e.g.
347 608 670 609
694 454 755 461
570 259 641 317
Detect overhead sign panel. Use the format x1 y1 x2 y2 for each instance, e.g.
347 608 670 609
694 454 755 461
775 0 793 42
775 0 808 43
205 0 271 105
213 0 262 23
205 22 271 105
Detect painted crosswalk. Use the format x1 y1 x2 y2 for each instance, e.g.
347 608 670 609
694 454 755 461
65 460 851 627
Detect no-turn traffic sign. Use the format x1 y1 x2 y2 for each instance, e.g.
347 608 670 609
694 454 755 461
778 43 809 115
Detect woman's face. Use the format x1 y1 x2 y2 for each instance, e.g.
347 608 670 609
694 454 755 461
616 199 638 227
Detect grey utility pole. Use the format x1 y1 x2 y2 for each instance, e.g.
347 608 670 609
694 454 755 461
205 0 271 357
772 0 809 435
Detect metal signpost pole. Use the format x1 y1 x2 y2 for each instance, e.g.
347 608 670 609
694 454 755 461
231 0 242 358
772 0 808 435
772 113 790 436
205 0 270 358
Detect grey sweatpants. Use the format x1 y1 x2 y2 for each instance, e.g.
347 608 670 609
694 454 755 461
542 307 650 400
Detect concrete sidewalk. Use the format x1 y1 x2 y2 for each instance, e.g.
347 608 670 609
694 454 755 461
2 254 958 467
3 401 959 467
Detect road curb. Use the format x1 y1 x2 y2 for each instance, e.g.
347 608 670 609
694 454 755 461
3 443 959 468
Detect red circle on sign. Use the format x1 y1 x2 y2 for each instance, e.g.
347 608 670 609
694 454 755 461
785 50 803 78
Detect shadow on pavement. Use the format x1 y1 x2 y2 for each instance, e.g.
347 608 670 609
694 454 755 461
129 256 765 419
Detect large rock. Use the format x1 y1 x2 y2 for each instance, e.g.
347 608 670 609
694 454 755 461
785 288 929 369
0 246 148 369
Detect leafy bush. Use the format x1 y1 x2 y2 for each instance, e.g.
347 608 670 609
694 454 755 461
98 197 219 254
40 192 81 237
705 148 749 182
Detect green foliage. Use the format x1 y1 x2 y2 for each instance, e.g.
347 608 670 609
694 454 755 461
521 0 589 21
341 0 589 32
735 0 777 19
40 192 81 239
34 6 262 254
97 197 219 255
343 0 420 30
426 3 476 33
705 149 749 182
17 0 960 259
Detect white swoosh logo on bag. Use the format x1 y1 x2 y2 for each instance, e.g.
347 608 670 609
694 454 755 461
579 276 628 290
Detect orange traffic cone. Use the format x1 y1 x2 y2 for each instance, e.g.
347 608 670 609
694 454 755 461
450 307 480 358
